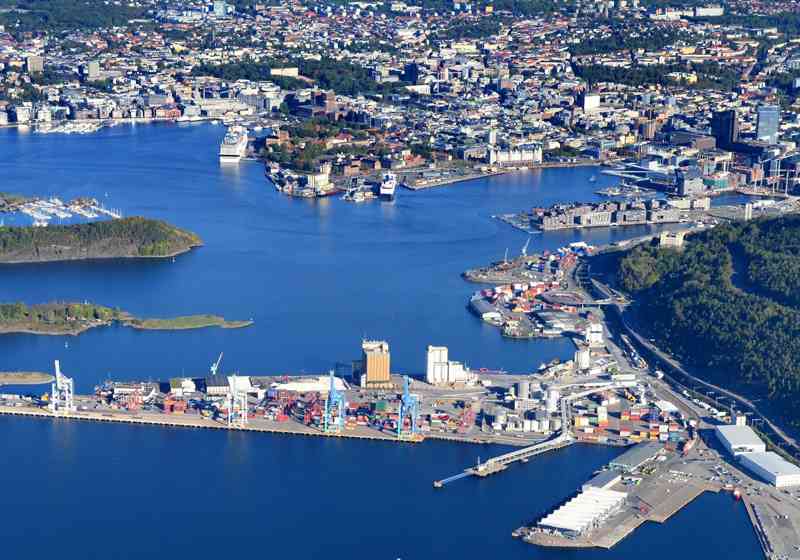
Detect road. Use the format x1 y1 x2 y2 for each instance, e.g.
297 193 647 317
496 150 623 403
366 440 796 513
591 277 800 458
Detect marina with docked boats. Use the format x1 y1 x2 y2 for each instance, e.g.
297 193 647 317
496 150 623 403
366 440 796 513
0 193 121 227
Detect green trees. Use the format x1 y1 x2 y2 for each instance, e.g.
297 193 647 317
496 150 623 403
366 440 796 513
192 57 402 97
0 0 147 33
0 217 201 262
437 18 504 40
617 217 800 422
574 62 742 91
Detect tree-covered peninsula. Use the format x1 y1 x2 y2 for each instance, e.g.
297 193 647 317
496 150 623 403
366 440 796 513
616 215 800 423
0 302 252 335
0 217 202 263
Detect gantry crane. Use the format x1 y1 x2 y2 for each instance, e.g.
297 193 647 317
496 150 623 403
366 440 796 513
398 375 420 440
49 360 75 414
323 370 346 433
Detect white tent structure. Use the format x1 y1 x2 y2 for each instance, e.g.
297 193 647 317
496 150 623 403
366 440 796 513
538 487 628 537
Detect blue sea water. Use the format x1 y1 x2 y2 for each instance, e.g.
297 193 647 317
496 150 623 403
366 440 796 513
0 123 762 559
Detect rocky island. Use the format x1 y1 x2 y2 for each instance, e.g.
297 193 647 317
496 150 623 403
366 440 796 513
0 217 202 263
0 303 253 336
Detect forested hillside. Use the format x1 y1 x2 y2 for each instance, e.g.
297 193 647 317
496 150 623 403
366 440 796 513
0 217 202 263
617 216 800 422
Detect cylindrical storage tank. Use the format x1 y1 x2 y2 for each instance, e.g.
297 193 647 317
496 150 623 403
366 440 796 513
517 381 530 400
495 407 507 425
546 389 560 413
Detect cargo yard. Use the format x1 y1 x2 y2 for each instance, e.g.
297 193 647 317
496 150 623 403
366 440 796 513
3 264 800 558
465 242 612 340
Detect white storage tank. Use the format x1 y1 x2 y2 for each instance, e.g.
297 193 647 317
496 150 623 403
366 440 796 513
517 380 531 400
546 389 560 413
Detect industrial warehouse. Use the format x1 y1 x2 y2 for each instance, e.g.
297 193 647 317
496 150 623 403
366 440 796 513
537 487 629 537
716 424 800 488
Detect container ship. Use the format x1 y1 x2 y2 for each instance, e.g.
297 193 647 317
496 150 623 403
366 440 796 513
379 172 397 201
219 126 248 161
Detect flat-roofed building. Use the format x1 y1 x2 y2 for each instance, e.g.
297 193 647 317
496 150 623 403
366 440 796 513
715 425 767 457
582 470 622 491
738 452 800 488
608 441 663 472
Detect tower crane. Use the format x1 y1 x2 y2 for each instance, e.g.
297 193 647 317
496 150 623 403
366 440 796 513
398 375 420 440
323 370 346 433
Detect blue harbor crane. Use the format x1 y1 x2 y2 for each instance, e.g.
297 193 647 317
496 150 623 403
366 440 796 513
323 370 346 434
398 375 420 440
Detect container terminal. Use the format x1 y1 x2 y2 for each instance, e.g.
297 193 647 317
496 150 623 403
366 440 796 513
3 294 800 557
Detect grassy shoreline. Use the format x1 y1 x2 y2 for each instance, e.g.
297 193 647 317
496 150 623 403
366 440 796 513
123 315 254 331
0 372 54 385
0 303 253 336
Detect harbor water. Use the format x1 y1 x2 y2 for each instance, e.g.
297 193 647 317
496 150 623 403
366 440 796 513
0 123 762 558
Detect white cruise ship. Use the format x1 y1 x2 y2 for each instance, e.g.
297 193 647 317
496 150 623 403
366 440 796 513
219 126 248 161
379 172 397 201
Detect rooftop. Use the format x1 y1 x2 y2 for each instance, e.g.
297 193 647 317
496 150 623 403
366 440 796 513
609 441 663 471
539 487 628 534
739 452 800 479
715 424 764 449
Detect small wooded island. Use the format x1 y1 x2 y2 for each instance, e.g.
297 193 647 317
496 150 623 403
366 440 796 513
0 303 253 336
0 217 202 263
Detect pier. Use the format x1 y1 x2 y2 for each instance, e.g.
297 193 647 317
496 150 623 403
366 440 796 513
434 434 574 487
520 462 722 550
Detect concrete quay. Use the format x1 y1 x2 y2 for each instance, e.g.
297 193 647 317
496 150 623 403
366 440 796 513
742 492 800 560
0 404 542 449
522 481 718 550
518 444 728 551
0 405 405 443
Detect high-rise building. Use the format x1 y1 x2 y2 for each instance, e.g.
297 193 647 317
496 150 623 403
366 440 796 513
756 104 780 145
26 55 43 74
582 92 601 113
83 61 100 81
213 0 227 17
402 62 420 84
711 109 738 149
361 340 391 387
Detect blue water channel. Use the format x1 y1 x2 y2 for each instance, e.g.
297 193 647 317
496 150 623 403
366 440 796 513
0 123 762 558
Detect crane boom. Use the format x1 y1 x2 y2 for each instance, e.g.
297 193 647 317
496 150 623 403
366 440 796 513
210 352 224 376
521 236 531 257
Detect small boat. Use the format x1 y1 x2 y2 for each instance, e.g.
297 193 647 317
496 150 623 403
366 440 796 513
589 175 597 183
